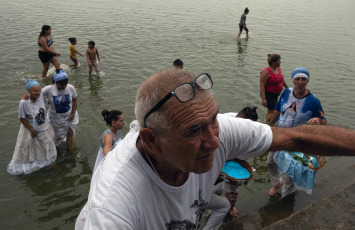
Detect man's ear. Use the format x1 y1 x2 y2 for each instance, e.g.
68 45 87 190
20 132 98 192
139 128 161 157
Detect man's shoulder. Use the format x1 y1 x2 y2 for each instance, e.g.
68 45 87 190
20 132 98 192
19 99 29 106
90 138 148 214
217 114 258 134
41 85 52 94
66 84 76 91
280 88 292 98
285 87 293 93
307 92 322 104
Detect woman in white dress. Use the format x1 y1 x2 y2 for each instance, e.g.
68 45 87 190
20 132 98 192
7 79 57 175
93 110 125 171
42 70 79 153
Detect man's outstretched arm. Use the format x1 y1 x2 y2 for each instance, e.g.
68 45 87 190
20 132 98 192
270 125 354 156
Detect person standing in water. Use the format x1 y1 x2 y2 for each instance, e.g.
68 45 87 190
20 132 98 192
94 110 125 171
267 67 326 196
38 25 61 78
173 59 184 69
68 37 84 67
7 79 57 175
237 7 249 38
260 54 288 123
86 41 100 75
42 70 79 153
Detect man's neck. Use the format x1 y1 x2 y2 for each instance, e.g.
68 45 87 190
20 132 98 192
293 89 309 98
136 138 189 187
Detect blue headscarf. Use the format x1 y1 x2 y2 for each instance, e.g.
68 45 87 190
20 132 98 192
26 79 40 91
292 67 310 81
53 70 69 82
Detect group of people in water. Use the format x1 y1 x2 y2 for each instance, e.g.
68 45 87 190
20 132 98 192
259 54 327 197
7 70 79 175
37 25 101 78
6 20 352 230
74 68 354 230
7 24 103 174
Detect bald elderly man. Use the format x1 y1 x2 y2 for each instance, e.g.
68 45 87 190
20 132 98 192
76 69 355 230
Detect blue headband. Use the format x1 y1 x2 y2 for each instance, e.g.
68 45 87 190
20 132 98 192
26 79 40 91
53 70 68 82
292 67 310 81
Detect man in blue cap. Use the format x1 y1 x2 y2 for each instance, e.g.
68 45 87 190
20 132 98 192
267 67 327 196
42 70 79 153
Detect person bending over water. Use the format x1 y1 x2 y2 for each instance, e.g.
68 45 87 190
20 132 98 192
94 110 125 171
38 25 61 78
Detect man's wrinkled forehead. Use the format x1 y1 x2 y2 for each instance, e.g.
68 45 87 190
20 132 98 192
151 70 194 90
167 89 217 120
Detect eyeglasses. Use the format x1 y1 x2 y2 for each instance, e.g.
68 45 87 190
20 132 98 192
143 73 213 128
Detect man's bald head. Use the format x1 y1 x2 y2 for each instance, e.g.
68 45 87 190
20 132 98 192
135 69 213 134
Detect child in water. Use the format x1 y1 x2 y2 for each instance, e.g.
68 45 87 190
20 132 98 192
86 41 100 75
237 7 249 38
68 37 84 67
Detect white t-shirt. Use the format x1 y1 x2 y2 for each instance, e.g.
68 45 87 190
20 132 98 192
223 112 237 118
42 84 77 116
18 94 48 132
75 115 272 230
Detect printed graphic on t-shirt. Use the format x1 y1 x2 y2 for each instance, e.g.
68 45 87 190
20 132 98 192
53 94 71 114
35 108 46 125
165 190 208 230
279 96 321 128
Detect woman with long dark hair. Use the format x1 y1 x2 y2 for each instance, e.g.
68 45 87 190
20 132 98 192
38 25 61 78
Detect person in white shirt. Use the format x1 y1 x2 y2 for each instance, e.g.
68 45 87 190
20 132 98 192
42 70 79 153
205 106 258 229
7 79 57 175
76 69 355 230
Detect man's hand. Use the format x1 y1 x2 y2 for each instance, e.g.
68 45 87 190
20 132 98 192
307 117 321 125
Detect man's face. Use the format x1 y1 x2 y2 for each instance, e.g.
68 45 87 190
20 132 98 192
293 77 308 91
156 93 220 174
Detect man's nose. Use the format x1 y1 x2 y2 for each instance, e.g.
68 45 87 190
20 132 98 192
201 126 219 149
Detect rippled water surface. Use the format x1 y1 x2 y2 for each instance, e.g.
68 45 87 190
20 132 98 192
1 0 355 229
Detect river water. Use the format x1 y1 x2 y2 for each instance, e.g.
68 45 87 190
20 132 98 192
1 0 354 229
